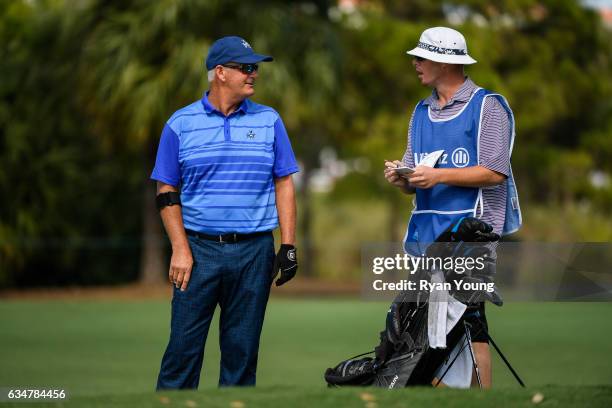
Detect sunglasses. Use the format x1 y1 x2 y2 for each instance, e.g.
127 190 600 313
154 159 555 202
414 56 425 62
222 63 259 74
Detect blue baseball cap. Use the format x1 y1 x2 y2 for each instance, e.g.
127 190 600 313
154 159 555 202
205 36 273 70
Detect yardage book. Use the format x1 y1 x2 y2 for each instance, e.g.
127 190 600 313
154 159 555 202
394 150 444 174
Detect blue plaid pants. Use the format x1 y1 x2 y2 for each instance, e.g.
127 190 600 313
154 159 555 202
156 232 274 389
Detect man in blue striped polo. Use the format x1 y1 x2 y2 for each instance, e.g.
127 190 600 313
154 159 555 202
384 27 522 388
152 36 299 388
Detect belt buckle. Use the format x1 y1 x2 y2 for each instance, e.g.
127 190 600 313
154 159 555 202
219 233 238 243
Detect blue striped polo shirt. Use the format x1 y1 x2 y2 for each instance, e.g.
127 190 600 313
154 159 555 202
151 92 299 234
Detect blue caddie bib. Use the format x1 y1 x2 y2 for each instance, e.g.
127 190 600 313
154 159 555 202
404 88 521 254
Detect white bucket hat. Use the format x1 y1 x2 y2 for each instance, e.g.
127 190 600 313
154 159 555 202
406 27 477 65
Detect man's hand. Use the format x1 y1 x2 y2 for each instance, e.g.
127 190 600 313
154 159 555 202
169 245 193 291
384 160 410 189
408 166 441 189
272 244 297 286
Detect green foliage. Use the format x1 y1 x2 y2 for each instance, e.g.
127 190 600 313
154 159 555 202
522 204 612 241
334 0 612 219
1 0 611 286
0 0 143 286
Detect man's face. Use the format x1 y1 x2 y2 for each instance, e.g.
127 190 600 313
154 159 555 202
220 62 259 99
413 57 444 87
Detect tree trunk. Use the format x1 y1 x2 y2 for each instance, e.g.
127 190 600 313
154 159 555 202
139 145 166 285
299 164 314 277
139 180 166 284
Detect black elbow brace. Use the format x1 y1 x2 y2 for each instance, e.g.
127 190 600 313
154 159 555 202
156 192 181 210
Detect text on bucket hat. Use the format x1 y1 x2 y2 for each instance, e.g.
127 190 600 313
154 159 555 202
406 27 477 65
205 36 273 70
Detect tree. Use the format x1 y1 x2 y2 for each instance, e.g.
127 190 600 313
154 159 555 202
0 0 143 286
79 0 346 280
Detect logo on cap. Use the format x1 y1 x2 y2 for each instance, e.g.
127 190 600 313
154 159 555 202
241 39 252 49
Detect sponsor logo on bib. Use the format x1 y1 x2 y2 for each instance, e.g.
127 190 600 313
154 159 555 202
451 147 470 167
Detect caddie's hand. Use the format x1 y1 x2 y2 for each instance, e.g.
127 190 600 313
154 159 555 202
384 160 409 188
169 246 193 291
408 166 441 189
272 244 297 286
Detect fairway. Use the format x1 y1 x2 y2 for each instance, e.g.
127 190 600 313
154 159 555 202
0 299 611 407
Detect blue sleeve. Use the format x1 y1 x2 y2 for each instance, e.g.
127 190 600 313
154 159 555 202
150 124 181 186
273 117 299 178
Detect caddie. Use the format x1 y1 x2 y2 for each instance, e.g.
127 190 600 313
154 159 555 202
152 36 299 389
384 27 522 388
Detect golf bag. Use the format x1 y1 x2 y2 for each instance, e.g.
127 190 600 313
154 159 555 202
324 288 476 388
324 217 499 388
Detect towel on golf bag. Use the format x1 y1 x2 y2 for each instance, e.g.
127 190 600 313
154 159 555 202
324 217 499 388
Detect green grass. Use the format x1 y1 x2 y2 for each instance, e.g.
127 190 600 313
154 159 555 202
0 300 611 407
3 386 610 408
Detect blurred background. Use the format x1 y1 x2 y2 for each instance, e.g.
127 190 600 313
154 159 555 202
1 0 611 290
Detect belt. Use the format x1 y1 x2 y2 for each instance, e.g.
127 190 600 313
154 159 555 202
185 229 271 243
